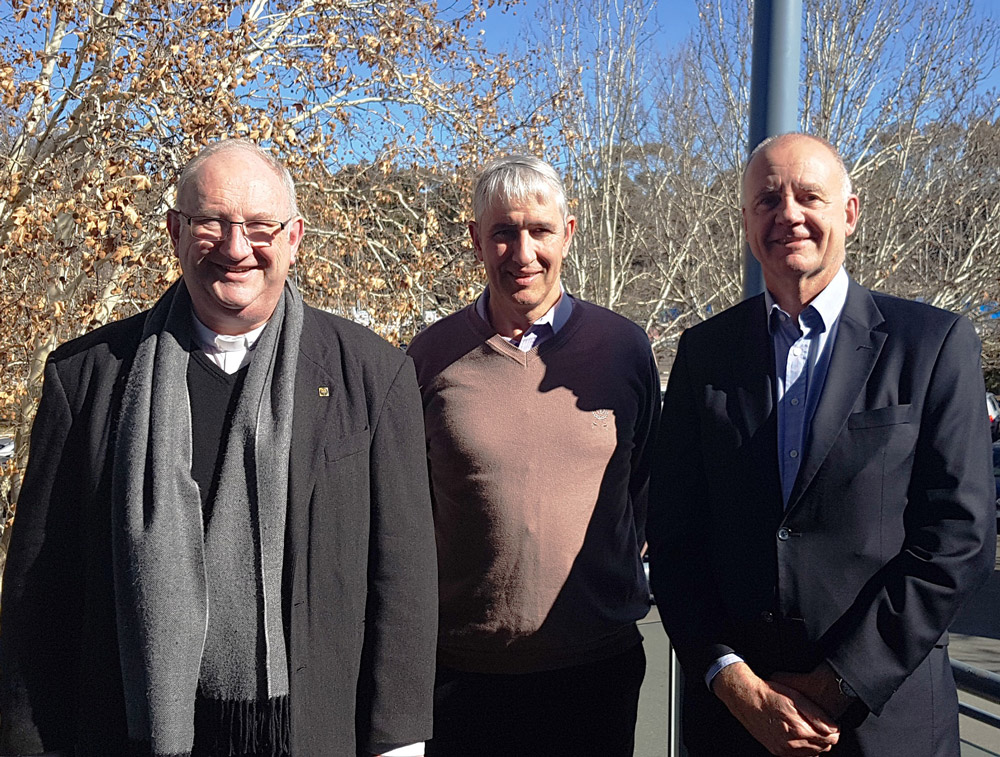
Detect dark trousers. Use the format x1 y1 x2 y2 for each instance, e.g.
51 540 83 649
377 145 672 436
426 641 646 757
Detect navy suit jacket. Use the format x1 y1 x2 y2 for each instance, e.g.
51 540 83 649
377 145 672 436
0 303 438 756
648 279 996 755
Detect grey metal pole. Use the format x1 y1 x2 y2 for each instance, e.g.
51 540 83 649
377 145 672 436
743 0 803 299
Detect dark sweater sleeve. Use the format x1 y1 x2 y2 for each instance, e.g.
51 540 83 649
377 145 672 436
628 341 661 548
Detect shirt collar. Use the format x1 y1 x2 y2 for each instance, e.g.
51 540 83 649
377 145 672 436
765 266 849 335
475 285 574 334
190 311 267 354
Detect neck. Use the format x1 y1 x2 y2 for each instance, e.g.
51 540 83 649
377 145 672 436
192 307 270 337
486 290 561 339
768 271 839 320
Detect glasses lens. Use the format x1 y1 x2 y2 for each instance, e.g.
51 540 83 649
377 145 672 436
244 221 282 242
190 217 225 240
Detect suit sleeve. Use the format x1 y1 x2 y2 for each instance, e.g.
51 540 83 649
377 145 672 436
647 331 736 678
356 356 438 754
825 316 996 714
0 360 84 754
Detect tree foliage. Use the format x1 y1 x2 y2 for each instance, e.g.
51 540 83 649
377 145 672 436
0 0 514 517
527 0 999 366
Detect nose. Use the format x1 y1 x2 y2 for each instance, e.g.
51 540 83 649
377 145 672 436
776 195 805 224
219 222 253 257
510 229 537 266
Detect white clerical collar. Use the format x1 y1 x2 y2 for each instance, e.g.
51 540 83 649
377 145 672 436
190 313 267 373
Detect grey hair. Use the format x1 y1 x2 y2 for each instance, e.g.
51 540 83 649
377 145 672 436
472 155 570 224
176 138 299 216
742 133 853 204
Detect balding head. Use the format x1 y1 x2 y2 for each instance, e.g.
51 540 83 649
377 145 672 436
740 132 860 316
743 133 852 206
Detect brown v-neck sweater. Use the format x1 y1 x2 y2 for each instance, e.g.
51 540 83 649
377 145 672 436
408 298 660 673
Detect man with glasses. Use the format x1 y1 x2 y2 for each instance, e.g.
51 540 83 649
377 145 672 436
0 139 437 757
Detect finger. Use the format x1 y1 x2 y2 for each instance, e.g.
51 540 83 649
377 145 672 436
771 681 840 734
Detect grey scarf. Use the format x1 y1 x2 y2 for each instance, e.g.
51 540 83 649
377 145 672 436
112 280 303 756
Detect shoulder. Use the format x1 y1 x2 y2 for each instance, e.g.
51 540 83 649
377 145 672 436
405 305 483 382
676 296 762 348
857 287 978 353
407 305 478 354
568 298 653 356
867 289 964 330
44 310 149 387
299 305 409 381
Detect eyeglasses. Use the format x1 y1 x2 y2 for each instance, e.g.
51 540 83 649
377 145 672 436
175 210 294 245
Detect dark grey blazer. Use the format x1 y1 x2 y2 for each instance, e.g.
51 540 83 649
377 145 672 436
648 278 996 756
0 303 437 756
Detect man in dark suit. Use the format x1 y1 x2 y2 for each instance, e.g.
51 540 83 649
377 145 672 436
648 132 996 756
0 140 437 757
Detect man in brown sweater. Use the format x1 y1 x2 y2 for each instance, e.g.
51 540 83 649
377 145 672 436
407 155 660 756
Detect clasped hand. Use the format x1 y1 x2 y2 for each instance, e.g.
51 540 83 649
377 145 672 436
713 662 842 756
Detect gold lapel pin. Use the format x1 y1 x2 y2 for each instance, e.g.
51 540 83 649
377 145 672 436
318 387 329 397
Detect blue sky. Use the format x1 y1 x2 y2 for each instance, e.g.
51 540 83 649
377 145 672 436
479 0 1000 95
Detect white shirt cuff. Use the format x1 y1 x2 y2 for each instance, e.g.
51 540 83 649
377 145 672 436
705 653 745 690
381 743 425 756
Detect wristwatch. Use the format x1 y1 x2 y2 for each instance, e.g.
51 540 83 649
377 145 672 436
836 675 858 699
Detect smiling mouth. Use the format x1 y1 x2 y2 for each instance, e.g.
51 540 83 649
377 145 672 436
215 263 258 275
510 270 543 284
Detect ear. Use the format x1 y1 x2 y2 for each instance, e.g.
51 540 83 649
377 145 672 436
286 216 305 264
167 209 182 253
844 194 860 237
469 221 484 262
562 216 576 259
741 206 749 237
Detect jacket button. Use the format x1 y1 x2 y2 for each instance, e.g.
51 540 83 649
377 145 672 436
777 527 791 541
761 611 774 623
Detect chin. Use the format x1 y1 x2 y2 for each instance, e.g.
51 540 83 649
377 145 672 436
511 294 544 310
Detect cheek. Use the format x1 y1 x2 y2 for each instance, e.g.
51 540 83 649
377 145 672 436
178 243 207 267
543 246 565 268
482 247 504 265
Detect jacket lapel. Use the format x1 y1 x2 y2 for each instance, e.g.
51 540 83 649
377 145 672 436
733 296 783 516
786 280 886 511
287 320 343 554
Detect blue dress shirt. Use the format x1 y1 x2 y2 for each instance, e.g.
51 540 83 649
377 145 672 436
705 267 850 690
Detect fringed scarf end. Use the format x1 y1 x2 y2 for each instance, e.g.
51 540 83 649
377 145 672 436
193 693 290 756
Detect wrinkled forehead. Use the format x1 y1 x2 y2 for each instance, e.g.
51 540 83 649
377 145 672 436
482 189 564 223
745 140 841 196
181 153 291 215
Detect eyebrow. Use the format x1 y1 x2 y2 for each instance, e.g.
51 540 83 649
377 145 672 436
754 182 826 198
488 220 557 233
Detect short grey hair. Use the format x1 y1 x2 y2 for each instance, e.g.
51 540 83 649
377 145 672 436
472 155 570 225
176 138 299 216
742 132 853 204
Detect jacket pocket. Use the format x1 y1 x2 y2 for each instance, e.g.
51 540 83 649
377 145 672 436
847 404 913 429
323 428 370 463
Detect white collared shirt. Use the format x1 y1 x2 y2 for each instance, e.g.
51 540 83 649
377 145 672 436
190 315 267 374
474 286 574 351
